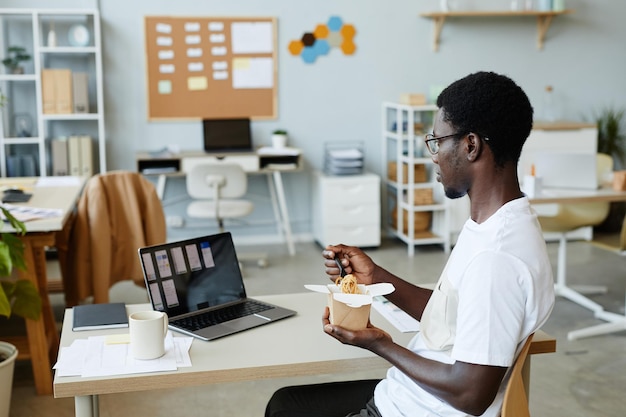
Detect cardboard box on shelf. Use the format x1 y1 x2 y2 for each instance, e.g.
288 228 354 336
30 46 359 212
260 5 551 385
391 209 432 234
409 188 434 205
399 93 426 106
388 161 427 184
305 283 395 330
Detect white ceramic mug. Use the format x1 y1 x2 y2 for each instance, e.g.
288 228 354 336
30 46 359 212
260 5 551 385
129 311 168 360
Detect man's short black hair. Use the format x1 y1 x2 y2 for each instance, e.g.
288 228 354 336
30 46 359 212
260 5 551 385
436 71 533 168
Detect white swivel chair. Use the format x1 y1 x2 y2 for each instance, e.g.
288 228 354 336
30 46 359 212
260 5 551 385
186 163 268 267
536 154 613 316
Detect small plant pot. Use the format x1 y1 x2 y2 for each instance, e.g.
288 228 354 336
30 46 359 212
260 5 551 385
11 67 24 75
0 342 18 417
272 133 288 148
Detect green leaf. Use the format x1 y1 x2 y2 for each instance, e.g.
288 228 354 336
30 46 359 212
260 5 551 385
10 280 41 320
0 205 33 319
2 233 25 271
0 240 12 276
0 282 11 318
1 207 26 234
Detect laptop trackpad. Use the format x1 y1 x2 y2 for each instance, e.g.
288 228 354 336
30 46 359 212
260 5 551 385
225 315 269 331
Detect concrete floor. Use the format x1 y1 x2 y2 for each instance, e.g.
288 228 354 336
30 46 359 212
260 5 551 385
8 237 626 417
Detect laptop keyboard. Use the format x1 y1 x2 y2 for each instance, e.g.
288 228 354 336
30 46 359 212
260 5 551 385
171 300 273 331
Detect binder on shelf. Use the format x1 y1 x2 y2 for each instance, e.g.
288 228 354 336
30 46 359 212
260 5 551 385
68 135 82 176
41 69 73 114
6 155 22 177
55 69 73 114
51 137 69 176
21 154 37 176
41 69 57 114
67 135 94 177
72 72 89 113
79 135 93 177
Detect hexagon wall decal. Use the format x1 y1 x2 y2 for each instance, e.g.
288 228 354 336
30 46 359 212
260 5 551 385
288 16 357 64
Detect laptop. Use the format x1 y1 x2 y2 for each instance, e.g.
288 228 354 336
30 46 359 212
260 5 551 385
203 118 253 154
138 232 296 341
534 152 598 190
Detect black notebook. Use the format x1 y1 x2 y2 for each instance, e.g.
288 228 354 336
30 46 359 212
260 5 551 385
72 302 129 331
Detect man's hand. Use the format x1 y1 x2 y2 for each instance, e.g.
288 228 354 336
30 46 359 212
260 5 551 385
323 244 376 285
322 306 392 352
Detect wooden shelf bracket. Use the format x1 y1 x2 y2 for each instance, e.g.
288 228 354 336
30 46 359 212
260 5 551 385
420 10 574 52
536 14 554 50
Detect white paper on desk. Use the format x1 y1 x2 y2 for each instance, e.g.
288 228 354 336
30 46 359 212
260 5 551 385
53 339 88 377
55 333 193 378
372 296 420 333
36 176 82 187
1 204 63 222
81 335 177 377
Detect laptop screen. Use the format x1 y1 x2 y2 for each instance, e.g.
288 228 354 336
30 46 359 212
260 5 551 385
138 233 246 318
203 118 252 153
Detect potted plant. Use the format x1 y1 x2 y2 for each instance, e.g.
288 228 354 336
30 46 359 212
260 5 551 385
0 205 38 417
271 129 288 148
2 46 31 75
594 106 626 233
596 106 626 170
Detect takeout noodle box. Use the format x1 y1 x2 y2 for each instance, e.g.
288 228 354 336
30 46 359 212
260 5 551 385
304 283 395 330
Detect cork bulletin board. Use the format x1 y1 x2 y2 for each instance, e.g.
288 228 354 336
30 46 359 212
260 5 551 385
144 16 277 120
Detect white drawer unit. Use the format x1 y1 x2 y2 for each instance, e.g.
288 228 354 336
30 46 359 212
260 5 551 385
312 171 381 248
180 153 260 173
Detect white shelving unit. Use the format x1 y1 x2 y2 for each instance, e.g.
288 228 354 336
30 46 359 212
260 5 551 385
382 102 451 255
0 8 105 177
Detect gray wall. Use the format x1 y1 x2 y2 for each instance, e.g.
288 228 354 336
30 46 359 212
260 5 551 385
6 0 626 244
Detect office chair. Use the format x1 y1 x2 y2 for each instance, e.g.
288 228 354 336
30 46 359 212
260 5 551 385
536 154 613 314
186 163 268 267
501 334 534 417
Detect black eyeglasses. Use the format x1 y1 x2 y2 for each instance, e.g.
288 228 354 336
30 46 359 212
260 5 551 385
424 132 465 155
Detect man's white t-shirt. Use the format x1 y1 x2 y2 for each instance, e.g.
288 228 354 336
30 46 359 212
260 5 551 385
375 197 555 417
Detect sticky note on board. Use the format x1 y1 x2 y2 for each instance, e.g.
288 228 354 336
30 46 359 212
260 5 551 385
233 57 251 69
213 71 228 80
158 80 172 94
188 76 208 91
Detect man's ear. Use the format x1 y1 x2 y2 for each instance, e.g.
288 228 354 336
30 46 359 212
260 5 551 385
465 133 482 162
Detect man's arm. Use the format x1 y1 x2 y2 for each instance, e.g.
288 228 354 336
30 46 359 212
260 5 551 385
370 264 432 321
323 309 507 416
324 244 432 320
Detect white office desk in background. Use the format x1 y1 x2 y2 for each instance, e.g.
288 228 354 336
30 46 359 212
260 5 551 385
136 149 302 256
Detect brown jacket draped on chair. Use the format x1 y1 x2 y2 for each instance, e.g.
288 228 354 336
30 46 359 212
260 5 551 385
57 171 166 305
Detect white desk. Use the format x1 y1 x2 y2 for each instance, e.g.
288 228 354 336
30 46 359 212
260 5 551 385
529 186 626 340
1 176 86 395
136 150 301 256
53 293 556 417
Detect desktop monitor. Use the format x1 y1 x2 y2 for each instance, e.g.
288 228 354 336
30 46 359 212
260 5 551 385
202 118 253 153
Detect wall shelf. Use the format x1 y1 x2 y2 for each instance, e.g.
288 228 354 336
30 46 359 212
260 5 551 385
419 9 574 51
